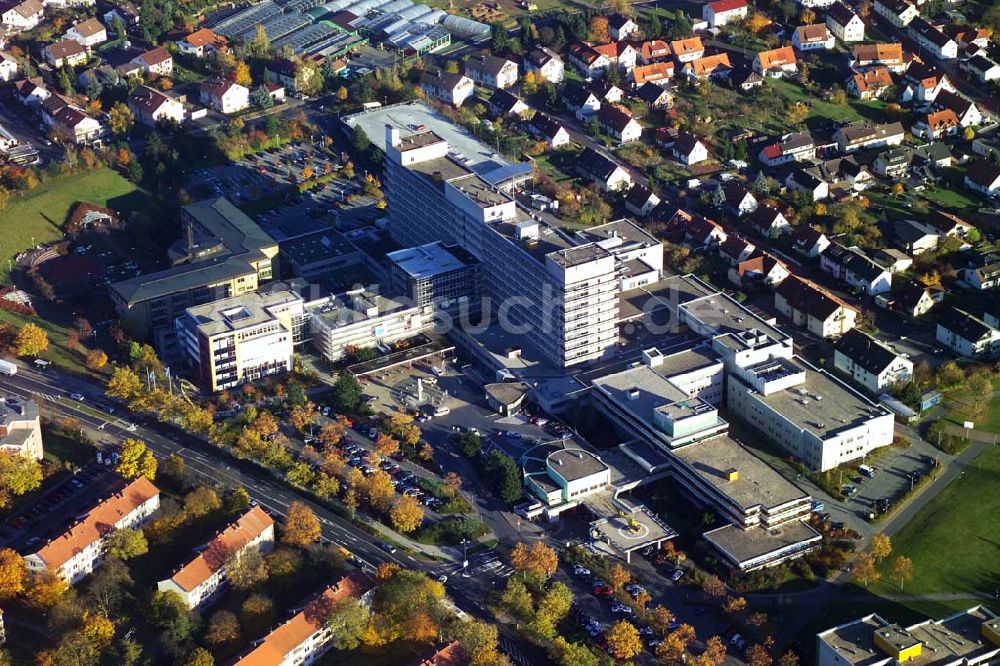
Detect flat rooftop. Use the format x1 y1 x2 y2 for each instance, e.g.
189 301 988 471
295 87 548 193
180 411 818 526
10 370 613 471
310 291 413 328
672 434 809 512
186 290 300 337
281 229 358 265
396 129 445 151
681 292 789 345
548 448 608 482
618 274 716 323
817 615 891 666
750 358 889 438
591 505 677 554
702 520 822 568
344 101 507 172
550 243 612 269
654 347 723 376
449 173 512 208
907 609 1000 666
388 242 474 279
491 215 576 266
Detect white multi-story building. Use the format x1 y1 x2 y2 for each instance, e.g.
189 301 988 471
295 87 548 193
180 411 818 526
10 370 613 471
775 275 858 339
820 243 892 295
199 79 249 114
702 0 748 27
465 54 518 89
524 47 563 83
826 2 864 42
157 506 274 609
24 478 160 584
233 571 373 666
310 290 435 362
936 308 1000 359
834 329 913 393
0 0 43 31
176 290 304 392
727 356 895 471
0 396 42 460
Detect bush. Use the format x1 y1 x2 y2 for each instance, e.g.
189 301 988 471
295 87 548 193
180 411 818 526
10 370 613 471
413 517 488 546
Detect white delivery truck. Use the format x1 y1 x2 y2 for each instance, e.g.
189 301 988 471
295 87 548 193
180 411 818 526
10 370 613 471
0 359 17 376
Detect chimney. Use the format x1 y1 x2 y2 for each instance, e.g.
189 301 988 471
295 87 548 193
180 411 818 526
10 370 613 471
385 124 400 149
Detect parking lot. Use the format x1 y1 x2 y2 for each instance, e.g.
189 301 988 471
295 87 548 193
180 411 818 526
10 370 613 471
841 440 943 521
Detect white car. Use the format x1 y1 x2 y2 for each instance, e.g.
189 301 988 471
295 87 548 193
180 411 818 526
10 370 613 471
422 376 437 385
610 602 632 615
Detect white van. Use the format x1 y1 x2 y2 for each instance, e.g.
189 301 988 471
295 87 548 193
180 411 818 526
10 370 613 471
433 406 450 417
858 464 876 478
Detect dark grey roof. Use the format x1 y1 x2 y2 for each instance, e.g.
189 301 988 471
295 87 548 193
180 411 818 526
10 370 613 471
487 88 523 114
562 81 596 107
578 147 624 181
635 81 670 105
835 329 900 375
941 308 995 342
826 1 858 27
529 113 565 140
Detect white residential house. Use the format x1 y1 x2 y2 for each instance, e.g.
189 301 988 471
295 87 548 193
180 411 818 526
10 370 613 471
0 52 17 82
65 17 107 47
934 90 984 127
753 46 798 78
785 169 829 201
567 42 612 79
793 225 830 257
43 40 87 68
962 55 1000 83
775 275 859 339
723 182 758 216
670 37 705 63
598 105 642 143
176 28 227 58
793 24 834 51
912 109 959 141
964 159 1000 197
419 69 474 107
608 14 639 40
820 243 892 295
625 185 661 217
199 79 249 114
157 507 274 609
834 329 913 393
670 131 708 165
0 0 43 31
874 0 919 27
14 77 49 106
128 85 185 127
959 260 1000 291
835 122 905 153
908 18 958 59
826 2 864 42
465 54 518 89
702 0 748 27
936 308 1000 359
24 478 160 584
577 147 633 192
41 96 102 144
132 46 172 77
528 113 571 148
562 83 601 120
524 46 563 83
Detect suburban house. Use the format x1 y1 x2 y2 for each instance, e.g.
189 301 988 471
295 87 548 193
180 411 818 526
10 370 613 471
419 69 474 107
568 42 612 79
894 281 939 317
0 0 43 31
851 43 907 73
834 122 905 153
947 26 990 50
631 62 674 87
900 62 954 103
793 225 830 257
264 58 318 94
670 37 704 63
635 81 674 109
103 4 139 31
524 46 563 83
785 169 830 201
0 52 17 82
753 46 797 77
820 243 892 295
14 77 50 106
599 105 642 143
775 275 858 338
702 0 748 27
793 24 834 51
176 27 227 58
44 39 87 68
848 68 893 99
826 2 865 42
528 113 571 148
132 46 172 77
883 218 940 256
668 131 709 165
65 17 107 47
625 184 661 217
961 54 1000 83
24 478 160 583
819 156 873 191
232 571 374 666
749 205 791 237
638 40 672 63
486 88 529 117
876 248 914 274
465 54 518 89
157 506 274 609
927 209 973 238
683 53 733 79
964 159 1000 197
577 147 633 191
908 17 958 59
563 83 601 120
128 85 184 127
591 79 623 104
686 215 727 246
874 0 919 27
723 182 758 216
608 14 639 40
728 253 790 288
759 131 814 166
933 90 984 127
731 65 764 91
719 236 757 265
959 257 1000 291
834 329 913 393
41 96 102 144
199 79 250 114
912 109 959 141
798 0 836 8
936 308 1000 359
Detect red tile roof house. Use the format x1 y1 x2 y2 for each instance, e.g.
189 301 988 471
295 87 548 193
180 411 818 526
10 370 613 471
911 109 960 141
132 46 172 76
128 84 185 126
753 46 797 78
176 27 228 57
685 215 728 247
702 0 747 28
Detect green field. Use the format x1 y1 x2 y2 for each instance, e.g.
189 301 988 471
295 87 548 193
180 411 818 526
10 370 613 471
873 445 1000 595
0 168 154 282
766 78 889 126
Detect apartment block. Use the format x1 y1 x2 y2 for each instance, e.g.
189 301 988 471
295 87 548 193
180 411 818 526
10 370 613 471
157 506 274 609
834 329 913 393
233 571 373 666
111 198 279 351
0 396 42 460
727 356 894 471
936 308 1000 359
176 290 304 392
25 478 160 584
387 242 480 313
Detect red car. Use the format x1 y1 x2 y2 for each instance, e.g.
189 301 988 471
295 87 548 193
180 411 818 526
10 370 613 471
593 583 613 597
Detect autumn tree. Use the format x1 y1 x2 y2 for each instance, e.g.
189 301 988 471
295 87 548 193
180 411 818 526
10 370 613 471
778 650 800 666
800 8 816 22
289 402 318 434
108 102 134 136
724 595 747 616
870 533 892 562
365 469 396 513
890 555 913 590
0 548 27 601
282 501 321 547
588 15 609 42
317 418 348 450
106 366 142 403
500 577 534 621
456 619 510 666
389 494 424 533
658 624 697 663
25 571 69 608
374 432 400 459
184 486 222 518
608 562 631 592
325 598 370 650
106 528 148 560
234 61 252 87
81 611 116 647
531 580 573 639
703 636 728 666
746 643 774 666
115 438 158 480
648 604 675 636
0 453 42 508
748 12 770 32
85 349 108 370
606 619 643 661
205 610 241 646
550 636 598 666
227 549 269 590
182 648 215 666
702 575 726 598
852 552 880 587
509 541 558 581
241 594 276 636
15 322 48 357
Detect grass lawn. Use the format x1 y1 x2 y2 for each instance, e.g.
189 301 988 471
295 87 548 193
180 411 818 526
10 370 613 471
0 309 107 378
0 168 154 283
766 78 887 126
871 445 1000 595
942 390 1000 432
